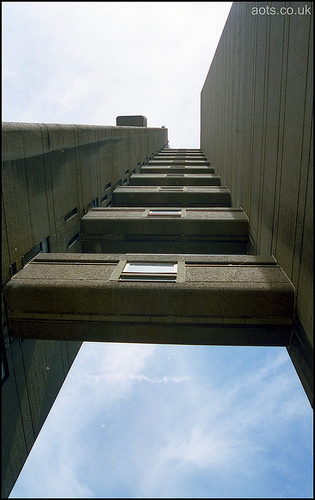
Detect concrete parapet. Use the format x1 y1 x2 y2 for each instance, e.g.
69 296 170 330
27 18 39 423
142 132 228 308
141 165 215 174
148 159 211 166
112 186 232 207
80 207 249 254
4 253 295 346
130 173 221 186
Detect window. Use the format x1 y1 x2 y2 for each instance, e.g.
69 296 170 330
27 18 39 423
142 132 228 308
160 186 183 191
119 262 177 282
1 345 9 385
148 210 181 217
9 262 17 276
64 207 78 222
87 198 98 211
67 232 80 249
22 237 50 266
166 173 184 177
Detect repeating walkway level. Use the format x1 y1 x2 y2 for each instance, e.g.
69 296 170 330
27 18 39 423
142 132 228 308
4 147 296 346
130 173 221 186
80 207 249 254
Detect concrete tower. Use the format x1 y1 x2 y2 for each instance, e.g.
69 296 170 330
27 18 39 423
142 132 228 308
2 2 313 497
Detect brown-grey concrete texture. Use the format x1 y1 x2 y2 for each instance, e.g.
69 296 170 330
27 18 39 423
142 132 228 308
155 155 206 159
160 149 202 153
112 186 232 207
116 115 147 126
148 159 211 166
200 2 313 403
80 207 249 253
1 122 167 497
129 174 222 186
80 207 248 233
4 254 295 345
1 335 82 498
141 165 215 174
2 122 168 284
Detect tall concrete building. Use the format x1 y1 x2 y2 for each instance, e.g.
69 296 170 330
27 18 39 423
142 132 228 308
2 123 168 497
2 2 313 498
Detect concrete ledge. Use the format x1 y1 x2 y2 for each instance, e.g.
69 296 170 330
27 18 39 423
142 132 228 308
148 159 211 166
80 207 249 253
129 174 221 186
141 166 215 174
112 186 232 207
4 253 295 345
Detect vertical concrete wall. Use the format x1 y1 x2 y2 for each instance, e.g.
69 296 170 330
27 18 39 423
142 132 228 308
200 2 313 401
2 123 168 282
1 122 167 497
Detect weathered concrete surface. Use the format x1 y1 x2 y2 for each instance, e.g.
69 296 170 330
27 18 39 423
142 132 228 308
1 121 167 498
116 115 147 126
4 253 295 346
200 1 313 404
141 165 215 174
112 186 232 207
130 173 221 186
2 122 168 284
80 207 249 254
148 159 211 166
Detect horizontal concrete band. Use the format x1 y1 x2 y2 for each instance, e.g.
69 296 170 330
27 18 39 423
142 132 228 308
112 186 232 207
160 149 203 153
80 214 249 235
7 312 294 325
130 174 221 186
156 156 207 160
26 253 278 263
148 160 211 166
141 166 215 174
6 319 293 346
80 240 249 255
83 207 247 216
5 256 295 325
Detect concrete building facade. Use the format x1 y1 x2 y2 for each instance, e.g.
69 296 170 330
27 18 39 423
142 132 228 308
200 1 313 405
1 122 167 497
2 1 313 497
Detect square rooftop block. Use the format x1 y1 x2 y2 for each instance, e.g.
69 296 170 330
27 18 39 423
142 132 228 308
116 115 147 126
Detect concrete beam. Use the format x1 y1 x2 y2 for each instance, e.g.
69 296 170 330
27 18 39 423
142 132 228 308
4 254 295 346
130 174 221 186
80 207 249 254
148 159 211 166
140 166 215 174
112 186 232 207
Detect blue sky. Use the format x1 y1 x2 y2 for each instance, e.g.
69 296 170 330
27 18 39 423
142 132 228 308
3 2 313 498
9 343 313 498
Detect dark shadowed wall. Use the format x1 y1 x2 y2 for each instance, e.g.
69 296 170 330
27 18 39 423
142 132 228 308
1 122 167 497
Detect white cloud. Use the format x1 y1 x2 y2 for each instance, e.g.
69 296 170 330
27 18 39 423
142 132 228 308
10 345 313 498
2 1 233 145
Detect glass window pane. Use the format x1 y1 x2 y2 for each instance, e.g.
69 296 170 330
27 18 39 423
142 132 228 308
148 210 181 216
123 262 177 274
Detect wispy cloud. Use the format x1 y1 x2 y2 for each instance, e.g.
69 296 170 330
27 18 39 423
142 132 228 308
10 344 313 499
53 104 71 118
2 2 232 144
